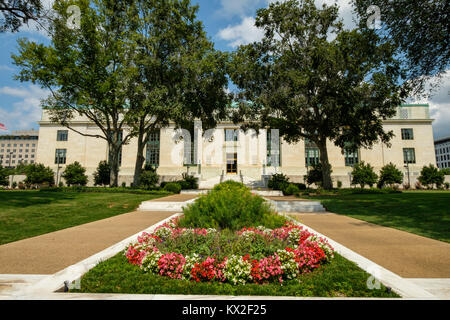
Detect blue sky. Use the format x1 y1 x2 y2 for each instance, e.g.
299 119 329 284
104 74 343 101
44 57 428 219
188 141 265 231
0 0 449 139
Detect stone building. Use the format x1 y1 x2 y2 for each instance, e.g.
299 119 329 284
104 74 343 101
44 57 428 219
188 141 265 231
36 104 436 188
0 130 39 168
434 137 450 169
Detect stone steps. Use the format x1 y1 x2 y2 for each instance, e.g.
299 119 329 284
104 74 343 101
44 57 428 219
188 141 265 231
137 199 196 211
266 200 326 212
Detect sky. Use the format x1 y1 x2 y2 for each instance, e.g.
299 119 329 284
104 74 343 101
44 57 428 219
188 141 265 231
0 0 448 140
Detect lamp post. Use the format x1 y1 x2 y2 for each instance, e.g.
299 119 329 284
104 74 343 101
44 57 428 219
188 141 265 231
8 152 13 188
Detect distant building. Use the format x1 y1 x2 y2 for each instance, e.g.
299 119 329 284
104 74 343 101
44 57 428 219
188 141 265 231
36 104 436 188
434 137 450 169
0 130 39 168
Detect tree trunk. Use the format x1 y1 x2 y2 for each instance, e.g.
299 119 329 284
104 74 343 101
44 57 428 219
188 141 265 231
317 137 333 190
133 126 146 187
108 136 121 187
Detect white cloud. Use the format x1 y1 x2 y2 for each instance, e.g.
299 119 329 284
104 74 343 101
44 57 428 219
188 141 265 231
218 0 357 47
0 65 14 72
409 70 450 140
217 16 265 47
217 0 265 19
0 85 49 131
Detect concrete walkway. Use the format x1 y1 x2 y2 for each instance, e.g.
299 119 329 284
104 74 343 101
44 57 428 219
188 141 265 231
291 213 450 278
0 210 176 274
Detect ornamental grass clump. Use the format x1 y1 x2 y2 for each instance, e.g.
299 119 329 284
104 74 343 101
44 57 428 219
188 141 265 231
179 181 286 230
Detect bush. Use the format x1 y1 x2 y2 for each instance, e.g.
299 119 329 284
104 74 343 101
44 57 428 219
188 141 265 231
180 173 199 189
0 165 9 186
163 182 181 194
140 170 159 189
444 182 450 190
440 168 450 175
61 161 88 186
12 181 17 189
39 186 171 195
179 181 286 230
93 160 110 186
267 173 289 190
282 183 300 196
336 180 343 189
24 163 55 187
418 164 445 189
306 163 329 186
351 161 378 188
378 163 403 188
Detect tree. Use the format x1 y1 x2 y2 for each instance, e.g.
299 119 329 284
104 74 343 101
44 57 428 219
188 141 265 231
378 162 403 188
93 160 110 186
61 161 88 186
12 0 136 186
24 163 54 186
418 164 445 189
352 0 449 96
351 161 378 188
228 0 408 189
124 0 229 186
0 165 9 186
0 0 43 32
306 163 329 187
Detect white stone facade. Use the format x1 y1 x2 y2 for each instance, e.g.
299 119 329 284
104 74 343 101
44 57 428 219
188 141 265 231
36 104 436 188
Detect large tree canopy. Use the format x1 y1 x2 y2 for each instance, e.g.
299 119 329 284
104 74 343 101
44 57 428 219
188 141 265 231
352 0 449 96
0 0 43 32
12 0 136 186
228 0 409 189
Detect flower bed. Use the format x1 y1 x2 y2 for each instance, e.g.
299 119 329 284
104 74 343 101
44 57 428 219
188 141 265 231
125 217 334 285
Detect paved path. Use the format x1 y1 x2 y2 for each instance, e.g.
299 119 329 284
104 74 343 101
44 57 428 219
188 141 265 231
149 194 197 202
0 210 176 274
291 213 450 278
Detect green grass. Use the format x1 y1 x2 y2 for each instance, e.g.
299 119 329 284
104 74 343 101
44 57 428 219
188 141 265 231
304 191 450 242
0 190 167 245
71 252 399 298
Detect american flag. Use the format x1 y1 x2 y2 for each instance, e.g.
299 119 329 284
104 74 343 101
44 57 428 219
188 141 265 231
0 123 6 130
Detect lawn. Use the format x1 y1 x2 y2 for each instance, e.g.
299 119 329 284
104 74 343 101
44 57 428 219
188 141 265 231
0 190 167 245
71 251 399 298
304 191 450 243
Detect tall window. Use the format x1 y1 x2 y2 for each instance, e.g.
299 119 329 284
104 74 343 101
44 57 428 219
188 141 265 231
403 148 416 164
344 148 359 167
401 128 414 140
146 130 160 166
57 130 68 141
305 138 319 167
55 149 67 164
267 129 281 166
224 129 239 141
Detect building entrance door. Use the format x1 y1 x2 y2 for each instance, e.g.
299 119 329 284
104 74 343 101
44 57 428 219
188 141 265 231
226 152 237 174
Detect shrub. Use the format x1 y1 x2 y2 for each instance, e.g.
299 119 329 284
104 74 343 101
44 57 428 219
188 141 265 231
336 180 343 189
0 165 9 186
163 182 181 194
12 181 17 189
93 160 110 186
445 182 450 190
179 181 286 230
180 173 198 189
440 168 450 175
140 170 159 189
351 161 378 188
418 164 445 189
282 183 300 196
378 163 403 188
121 182 126 187
61 161 88 186
24 163 55 187
268 173 289 190
306 163 329 186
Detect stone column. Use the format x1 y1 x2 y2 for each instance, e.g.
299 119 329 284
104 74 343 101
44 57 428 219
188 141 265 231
194 120 202 175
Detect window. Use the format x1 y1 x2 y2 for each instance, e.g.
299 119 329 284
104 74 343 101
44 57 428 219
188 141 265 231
57 130 68 141
401 128 414 140
31 154 34 158
403 148 416 164
55 149 67 164
224 129 239 142
305 138 320 167
267 129 281 166
344 148 359 167
146 130 160 166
